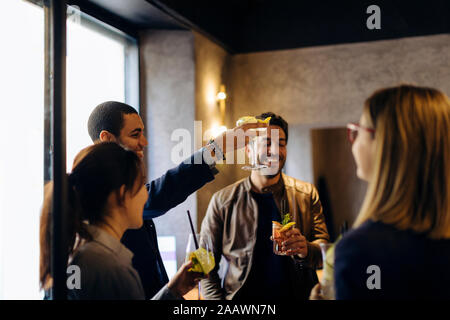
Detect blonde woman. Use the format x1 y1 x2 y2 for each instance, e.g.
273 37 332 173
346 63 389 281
333 84 450 299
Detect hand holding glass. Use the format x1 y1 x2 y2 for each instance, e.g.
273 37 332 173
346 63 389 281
185 234 215 300
272 222 296 255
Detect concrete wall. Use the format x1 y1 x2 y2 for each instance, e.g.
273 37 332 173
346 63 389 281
283 124 314 184
311 128 367 240
140 30 196 269
228 34 450 127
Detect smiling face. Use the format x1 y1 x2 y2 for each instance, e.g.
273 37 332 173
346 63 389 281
116 113 148 159
351 113 376 182
247 125 287 177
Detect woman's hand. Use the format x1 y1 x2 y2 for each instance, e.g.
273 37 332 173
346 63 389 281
167 261 207 298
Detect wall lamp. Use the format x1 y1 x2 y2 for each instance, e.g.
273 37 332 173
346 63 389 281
216 84 227 125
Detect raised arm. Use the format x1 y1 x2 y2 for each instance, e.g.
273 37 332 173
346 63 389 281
143 121 268 220
143 149 217 219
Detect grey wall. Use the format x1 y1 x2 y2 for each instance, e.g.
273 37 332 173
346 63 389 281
229 34 450 127
140 30 196 269
284 124 313 184
311 128 367 240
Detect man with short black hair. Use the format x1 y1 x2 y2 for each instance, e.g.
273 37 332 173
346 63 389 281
88 101 139 141
88 102 147 160
87 101 265 299
200 112 329 300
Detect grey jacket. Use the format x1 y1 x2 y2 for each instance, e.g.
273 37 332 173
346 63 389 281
200 174 330 300
67 225 181 300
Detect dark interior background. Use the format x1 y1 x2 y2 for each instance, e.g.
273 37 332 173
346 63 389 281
69 0 450 53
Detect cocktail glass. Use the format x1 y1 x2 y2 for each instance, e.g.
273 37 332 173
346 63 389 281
185 233 214 300
319 242 335 300
272 222 288 255
242 128 268 170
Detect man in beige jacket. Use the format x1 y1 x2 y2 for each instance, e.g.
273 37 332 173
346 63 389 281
200 112 329 301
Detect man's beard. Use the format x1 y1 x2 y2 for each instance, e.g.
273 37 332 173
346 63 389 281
259 155 285 178
263 172 281 179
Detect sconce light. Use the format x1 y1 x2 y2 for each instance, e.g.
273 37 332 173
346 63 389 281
216 90 227 101
208 125 228 140
216 84 227 124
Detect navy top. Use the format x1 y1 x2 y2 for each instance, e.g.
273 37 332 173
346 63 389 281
335 220 450 300
121 150 217 299
235 191 291 301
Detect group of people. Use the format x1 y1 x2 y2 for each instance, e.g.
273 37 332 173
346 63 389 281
39 84 450 300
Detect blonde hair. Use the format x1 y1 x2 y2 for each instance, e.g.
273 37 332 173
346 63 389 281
354 84 450 239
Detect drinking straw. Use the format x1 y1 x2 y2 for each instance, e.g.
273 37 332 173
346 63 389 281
187 210 202 300
187 210 199 249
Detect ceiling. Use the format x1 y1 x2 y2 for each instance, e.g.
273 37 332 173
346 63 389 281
69 0 450 53
67 0 184 37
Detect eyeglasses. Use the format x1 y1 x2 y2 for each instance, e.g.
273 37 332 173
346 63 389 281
346 123 375 144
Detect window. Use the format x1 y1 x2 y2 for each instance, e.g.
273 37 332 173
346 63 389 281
66 7 139 169
0 0 44 300
0 1 138 299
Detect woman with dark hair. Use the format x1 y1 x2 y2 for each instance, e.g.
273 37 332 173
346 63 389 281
333 84 450 299
40 142 204 299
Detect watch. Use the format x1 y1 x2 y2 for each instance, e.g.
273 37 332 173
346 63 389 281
208 138 226 161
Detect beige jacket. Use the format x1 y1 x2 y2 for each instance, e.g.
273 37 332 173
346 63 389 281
200 174 329 300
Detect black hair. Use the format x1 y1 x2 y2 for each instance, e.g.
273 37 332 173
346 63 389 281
67 142 145 223
87 101 138 142
257 112 289 142
40 142 145 289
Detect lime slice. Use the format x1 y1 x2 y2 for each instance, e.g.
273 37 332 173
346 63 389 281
280 222 296 232
236 116 271 127
236 116 258 126
188 247 215 275
258 116 271 124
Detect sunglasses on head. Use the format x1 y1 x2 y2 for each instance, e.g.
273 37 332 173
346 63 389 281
346 123 375 144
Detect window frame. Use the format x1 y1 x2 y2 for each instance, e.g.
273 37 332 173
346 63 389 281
41 0 140 299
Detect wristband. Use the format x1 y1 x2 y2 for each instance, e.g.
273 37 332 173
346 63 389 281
208 139 226 161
